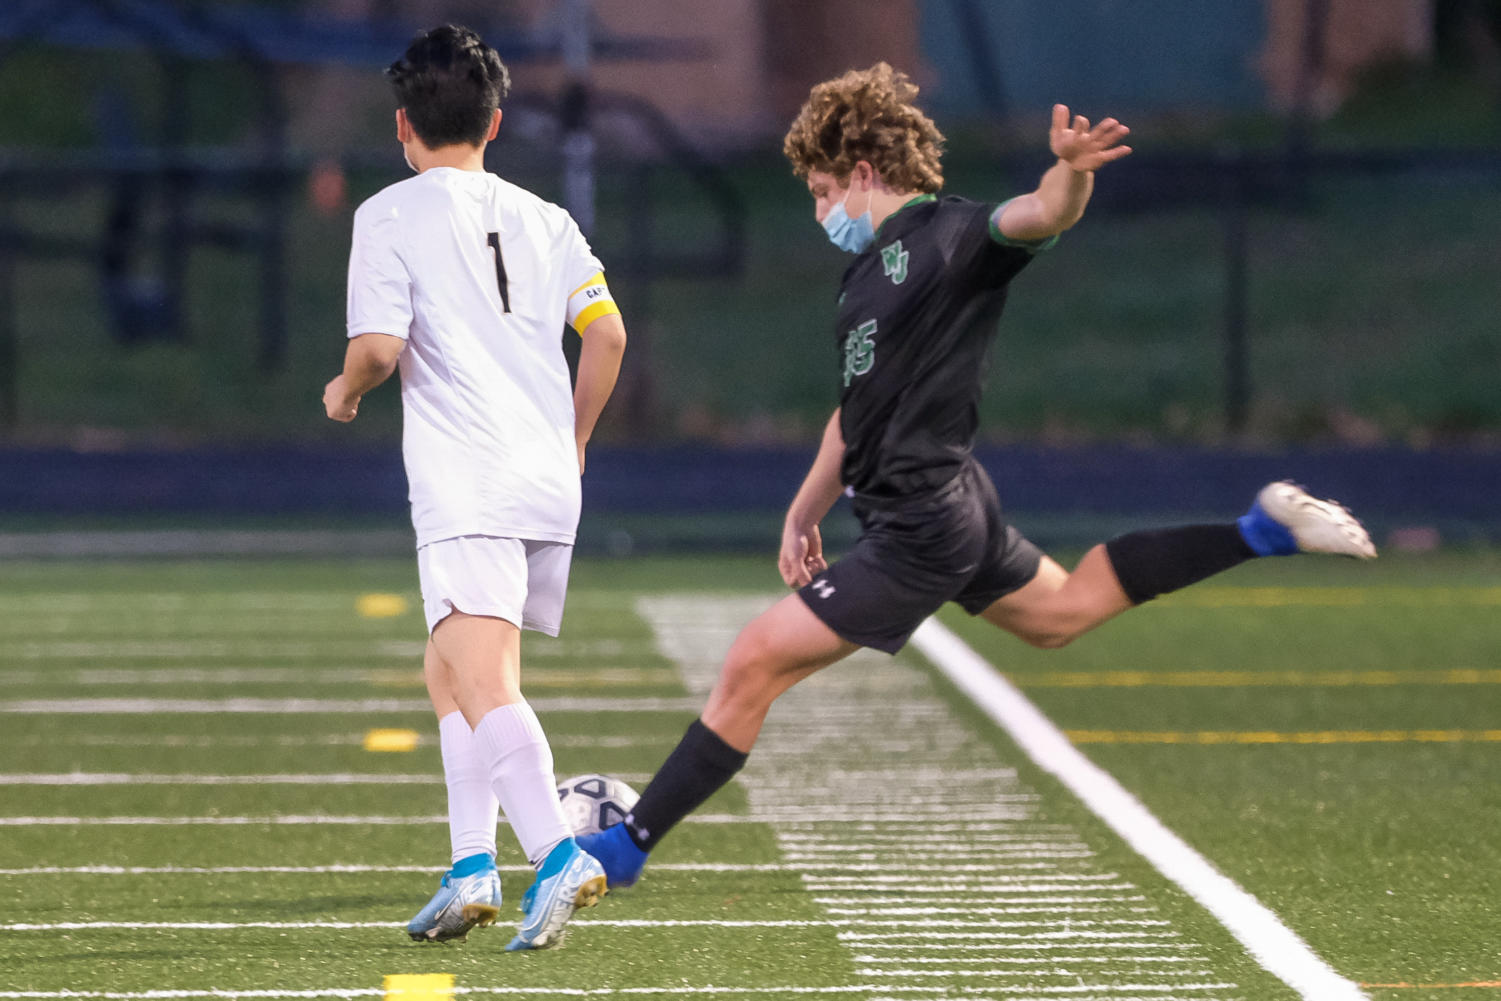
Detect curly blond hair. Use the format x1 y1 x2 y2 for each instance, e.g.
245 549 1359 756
782 63 945 193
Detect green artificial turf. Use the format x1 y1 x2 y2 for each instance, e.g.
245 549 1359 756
0 552 1496 1000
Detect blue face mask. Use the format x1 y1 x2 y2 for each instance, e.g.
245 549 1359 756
822 184 875 253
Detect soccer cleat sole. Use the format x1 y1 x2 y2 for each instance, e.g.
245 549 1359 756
408 902 501 944
542 875 606 947
463 902 501 927
573 874 607 910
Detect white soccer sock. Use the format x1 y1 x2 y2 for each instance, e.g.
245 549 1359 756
438 711 499 865
473 702 573 867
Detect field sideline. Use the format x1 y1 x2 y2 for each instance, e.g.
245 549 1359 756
0 552 1496 1000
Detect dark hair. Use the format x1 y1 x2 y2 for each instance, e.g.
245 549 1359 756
386 24 511 148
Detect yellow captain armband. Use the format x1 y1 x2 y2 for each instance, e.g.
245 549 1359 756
566 272 620 335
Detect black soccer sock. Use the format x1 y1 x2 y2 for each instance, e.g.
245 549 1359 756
623 718 748 852
1104 524 1257 605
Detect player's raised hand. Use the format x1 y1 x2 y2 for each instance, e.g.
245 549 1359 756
323 375 360 422
779 521 827 589
1049 104 1132 172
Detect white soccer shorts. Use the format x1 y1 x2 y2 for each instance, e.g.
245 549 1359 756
416 535 574 635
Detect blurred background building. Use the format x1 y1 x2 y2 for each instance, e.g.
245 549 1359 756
0 0 1498 549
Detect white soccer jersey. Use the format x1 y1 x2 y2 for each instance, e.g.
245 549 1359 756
346 167 604 548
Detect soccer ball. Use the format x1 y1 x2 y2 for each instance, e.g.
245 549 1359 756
557 773 639 837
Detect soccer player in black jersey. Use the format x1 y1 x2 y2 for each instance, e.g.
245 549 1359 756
578 63 1375 887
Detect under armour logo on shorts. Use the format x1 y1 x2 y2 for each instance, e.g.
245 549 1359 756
811 578 836 599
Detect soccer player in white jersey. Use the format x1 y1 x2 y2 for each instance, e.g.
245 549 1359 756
322 24 627 951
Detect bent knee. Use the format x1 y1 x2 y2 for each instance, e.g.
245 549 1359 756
715 636 778 698
1003 614 1092 649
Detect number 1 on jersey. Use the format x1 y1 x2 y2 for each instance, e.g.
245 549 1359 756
487 232 511 313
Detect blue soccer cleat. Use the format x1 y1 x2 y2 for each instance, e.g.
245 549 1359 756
1239 481 1376 559
505 839 607 951
406 857 502 943
577 822 649 889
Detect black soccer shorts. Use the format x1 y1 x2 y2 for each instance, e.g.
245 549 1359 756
797 460 1043 654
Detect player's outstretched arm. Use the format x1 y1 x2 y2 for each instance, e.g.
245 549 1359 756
573 312 627 474
323 332 406 422
779 409 846 588
996 104 1132 243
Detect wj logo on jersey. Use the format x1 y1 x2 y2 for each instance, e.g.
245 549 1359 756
880 240 909 285
842 319 877 387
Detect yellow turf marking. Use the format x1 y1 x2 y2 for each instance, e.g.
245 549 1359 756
1016 669 1501 689
1068 729 1501 745
356 593 410 618
1175 586 1501 608
383 974 454 1000
363 728 421 753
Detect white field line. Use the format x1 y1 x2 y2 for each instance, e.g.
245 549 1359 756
856 963 1208 972
785 829 1084 839
0 591 637 615
780 840 1098 852
741 809 1036 822
798 852 1092 864
791 851 1095 861
785 822 1080 833
843 939 1194 949
850 947 1185 957
765 794 1042 807
850 944 1191 954
802 873 1121 884
856 957 1209 966
847 941 1194 952
0 667 673 687
0 529 413 559
0 696 701 714
0 773 436 786
0 635 645 656
0 813 742 827
807 883 1137 895
825 905 1146 917
0 811 1026 827
785 843 1091 852
0 592 363 612
840 930 1176 942
844 918 1164 930
854 930 1182 942
0 919 1176 933
0 637 645 660
2 862 1104 877
0 986 1240 999
2 640 425 660
762 774 1020 786
0 772 653 787
910 618 1368 1001
769 861 1067 872
0 734 667 750
813 895 1149 906
0 735 385 748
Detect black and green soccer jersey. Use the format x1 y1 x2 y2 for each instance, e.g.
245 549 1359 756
834 194 1050 499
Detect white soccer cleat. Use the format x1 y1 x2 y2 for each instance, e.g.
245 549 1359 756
506 841 607 951
1253 481 1377 559
406 867 502 943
